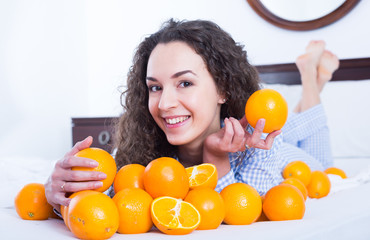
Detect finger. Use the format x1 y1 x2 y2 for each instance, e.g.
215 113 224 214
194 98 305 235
238 115 249 129
222 118 234 146
254 118 265 133
66 136 93 158
63 169 107 182
62 181 103 193
60 156 98 169
243 128 252 148
253 130 281 150
229 117 246 151
263 130 281 149
249 119 265 146
54 192 72 207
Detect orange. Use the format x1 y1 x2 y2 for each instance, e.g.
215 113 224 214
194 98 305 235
61 191 83 230
245 88 288 133
14 183 53 220
282 160 312 186
263 183 305 221
68 190 119 240
73 147 117 192
61 205 69 229
186 163 218 190
324 167 347 179
113 164 145 194
112 188 153 234
281 178 308 201
220 182 262 225
143 157 189 199
151 196 200 235
184 188 225 230
307 170 331 199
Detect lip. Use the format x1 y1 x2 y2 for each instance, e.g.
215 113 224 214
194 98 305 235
163 115 190 129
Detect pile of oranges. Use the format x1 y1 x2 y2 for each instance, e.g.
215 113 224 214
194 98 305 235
15 149 347 239
261 160 346 222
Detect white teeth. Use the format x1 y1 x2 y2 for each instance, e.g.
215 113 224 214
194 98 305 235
166 116 189 125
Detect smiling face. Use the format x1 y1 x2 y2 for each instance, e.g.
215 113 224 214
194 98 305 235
146 41 224 148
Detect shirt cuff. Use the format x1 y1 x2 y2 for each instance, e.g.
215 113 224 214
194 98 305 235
53 208 63 219
215 168 236 193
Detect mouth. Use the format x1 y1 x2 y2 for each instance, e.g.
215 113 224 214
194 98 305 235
163 116 190 127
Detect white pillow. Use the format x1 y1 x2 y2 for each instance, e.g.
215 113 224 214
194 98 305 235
263 80 370 158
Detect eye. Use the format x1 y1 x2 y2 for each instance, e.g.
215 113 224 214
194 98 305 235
148 85 162 92
179 81 192 88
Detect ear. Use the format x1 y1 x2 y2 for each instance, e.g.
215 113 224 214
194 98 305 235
218 96 227 104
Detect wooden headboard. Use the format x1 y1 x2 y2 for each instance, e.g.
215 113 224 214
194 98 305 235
256 57 370 85
72 57 370 149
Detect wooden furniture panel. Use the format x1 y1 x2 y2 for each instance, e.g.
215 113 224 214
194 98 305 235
256 57 370 85
72 117 118 153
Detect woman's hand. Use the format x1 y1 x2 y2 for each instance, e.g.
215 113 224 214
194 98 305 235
44 136 107 210
203 117 281 178
242 117 281 150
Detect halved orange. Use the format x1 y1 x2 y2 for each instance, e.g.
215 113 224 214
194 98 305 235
151 196 200 235
186 163 218 190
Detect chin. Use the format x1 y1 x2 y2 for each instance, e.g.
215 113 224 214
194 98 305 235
166 135 190 146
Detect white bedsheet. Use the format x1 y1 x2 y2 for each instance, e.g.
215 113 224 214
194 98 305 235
1 157 370 240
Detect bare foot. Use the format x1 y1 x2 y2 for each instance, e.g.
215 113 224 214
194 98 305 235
317 50 339 92
293 40 325 113
296 40 326 73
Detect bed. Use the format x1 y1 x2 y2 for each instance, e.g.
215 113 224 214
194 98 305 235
1 57 370 240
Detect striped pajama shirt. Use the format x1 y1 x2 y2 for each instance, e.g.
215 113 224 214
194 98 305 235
215 104 333 195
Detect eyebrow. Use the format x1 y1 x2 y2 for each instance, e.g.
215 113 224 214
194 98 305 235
146 70 197 81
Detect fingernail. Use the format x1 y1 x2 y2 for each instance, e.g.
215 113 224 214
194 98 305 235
98 173 107 179
258 119 265 126
90 161 99 167
95 182 103 187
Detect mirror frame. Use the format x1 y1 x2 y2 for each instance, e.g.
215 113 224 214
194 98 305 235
246 0 360 31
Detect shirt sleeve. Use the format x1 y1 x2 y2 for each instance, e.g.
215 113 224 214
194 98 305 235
215 127 284 196
282 104 328 144
215 167 237 193
281 103 333 169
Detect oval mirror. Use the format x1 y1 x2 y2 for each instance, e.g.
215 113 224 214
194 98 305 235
247 0 360 31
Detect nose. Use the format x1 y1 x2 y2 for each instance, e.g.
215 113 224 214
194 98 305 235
158 88 178 111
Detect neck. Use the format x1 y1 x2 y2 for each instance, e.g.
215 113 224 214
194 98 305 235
178 107 223 167
178 143 204 167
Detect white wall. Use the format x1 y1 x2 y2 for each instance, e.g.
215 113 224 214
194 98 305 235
1 0 370 160
0 0 88 160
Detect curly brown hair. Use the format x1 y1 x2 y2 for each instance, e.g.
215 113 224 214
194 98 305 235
114 19 261 169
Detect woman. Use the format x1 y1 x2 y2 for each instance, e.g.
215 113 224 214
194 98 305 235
45 19 338 210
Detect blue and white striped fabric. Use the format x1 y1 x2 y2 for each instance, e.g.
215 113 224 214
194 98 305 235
215 104 333 195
